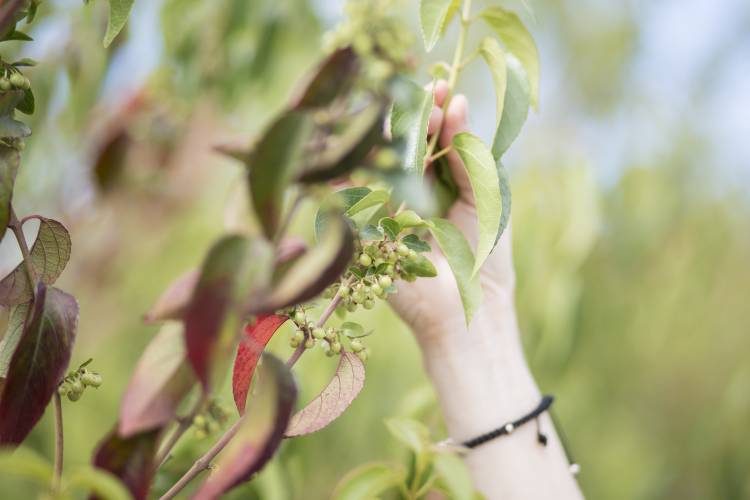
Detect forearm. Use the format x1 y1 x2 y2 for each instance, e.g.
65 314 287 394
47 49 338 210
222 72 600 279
419 293 583 500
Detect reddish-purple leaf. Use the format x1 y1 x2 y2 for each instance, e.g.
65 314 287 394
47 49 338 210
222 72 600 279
259 214 354 312
184 235 272 389
0 217 72 306
143 269 198 323
0 285 78 445
232 314 288 415
91 428 159 500
274 237 307 265
291 47 359 110
194 354 297 500
285 352 365 437
119 323 195 437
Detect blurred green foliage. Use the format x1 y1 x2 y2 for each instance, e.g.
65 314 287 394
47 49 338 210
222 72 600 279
0 0 748 499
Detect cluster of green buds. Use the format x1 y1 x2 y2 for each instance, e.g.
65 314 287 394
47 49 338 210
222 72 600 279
0 66 30 92
58 359 102 402
192 399 230 440
286 307 371 362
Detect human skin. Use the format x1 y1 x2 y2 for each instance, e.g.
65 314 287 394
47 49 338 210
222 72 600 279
389 80 584 500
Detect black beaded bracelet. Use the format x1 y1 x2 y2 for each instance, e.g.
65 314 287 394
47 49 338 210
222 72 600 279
437 395 580 475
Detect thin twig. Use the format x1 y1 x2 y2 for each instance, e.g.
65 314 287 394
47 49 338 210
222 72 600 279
158 418 243 500
155 392 208 469
8 207 37 297
427 145 453 164
52 393 63 494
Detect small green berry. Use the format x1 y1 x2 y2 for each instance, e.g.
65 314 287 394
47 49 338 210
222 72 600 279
58 383 70 397
359 254 373 267
290 337 300 348
397 244 409 256
356 349 369 362
21 77 30 90
347 302 357 312
338 285 350 298
331 341 342 354
370 284 382 296
81 371 102 388
320 340 331 352
312 327 325 340
305 338 315 349
385 264 395 276
67 390 81 402
387 251 398 263
363 299 374 310
378 275 392 288
293 311 306 324
350 339 364 352
0 78 10 91
292 330 304 343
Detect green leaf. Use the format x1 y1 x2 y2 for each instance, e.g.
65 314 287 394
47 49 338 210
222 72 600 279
0 303 29 379
359 224 384 241
3 30 33 42
0 447 52 486
0 285 79 446
332 463 403 500
394 209 433 228
315 187 371 240
12 58 37 67
0 217 72 306
248 111 313 240
285 351 365 437
480 6 540 109
390 79 433 175
479 37 507 133
0 144 20 241
16 88 34 115
346 190 390 217
119 323 195 437
401 234 431 253
402 255 438 278
491 52 530 159
433 452 476 500
428 218 482 325
65 466 131 500
103 0 134 48
496 160 512 244
451 132 502 275
341 321 364 337
419 0 461 52
386 417 431 456
379 217 401 240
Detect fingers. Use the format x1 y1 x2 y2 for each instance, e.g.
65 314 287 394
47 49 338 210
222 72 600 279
439 94 473 202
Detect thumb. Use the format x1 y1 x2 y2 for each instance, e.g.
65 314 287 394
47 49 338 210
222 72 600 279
437 94 474 205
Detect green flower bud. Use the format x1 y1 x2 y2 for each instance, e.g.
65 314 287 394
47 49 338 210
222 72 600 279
20 77 30 90
305 338 315 349
347 302 357 312
397 244 409 256
356 349 369 362
290 337 300 348
81 371 102 388
312 327 325 339
292 330 304 343
194 415 207 427
338 285 350 298
350 339 364 352
331 341 342 354
359 254 372 267
385 264 395 275
370 284 382 296
9 73 25 88
325 328 337 341
408 249 417 259
67 389 81 402
387 251 398 263
378 275 392 288
0 78 11 91
293 311 306 324
352 291 365 304
320 340 331 352
58 383 70 397
363 299 374 310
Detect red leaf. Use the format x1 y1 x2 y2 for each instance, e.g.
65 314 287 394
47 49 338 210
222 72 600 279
194 354 297 499
0 285 78 445
232 314 288 415
291 47 359 110
119 323 195 437
91 428 159 500
285 351 365 437
143 269 198 323
184 235 271 389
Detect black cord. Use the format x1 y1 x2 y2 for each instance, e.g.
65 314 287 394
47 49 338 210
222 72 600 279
461 395 555 449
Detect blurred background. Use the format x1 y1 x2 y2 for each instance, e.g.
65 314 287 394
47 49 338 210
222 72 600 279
1 0 749 498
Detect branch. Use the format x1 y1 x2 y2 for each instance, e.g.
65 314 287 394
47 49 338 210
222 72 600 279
154 392 208 469
423 0 474 166
52 392 63 494
285 277 352 369
158 417 243 500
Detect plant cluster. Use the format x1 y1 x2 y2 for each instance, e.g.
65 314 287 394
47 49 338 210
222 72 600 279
0 0 539 498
